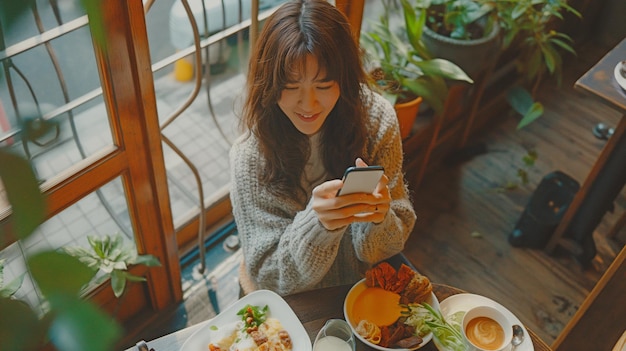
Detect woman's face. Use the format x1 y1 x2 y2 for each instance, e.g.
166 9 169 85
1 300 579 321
277 55 340 135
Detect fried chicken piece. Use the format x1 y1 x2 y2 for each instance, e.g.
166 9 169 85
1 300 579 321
278 329 292 349
400 273 433 304
250 330 268 346
391 264 415 293
365 262 432 303
256 343 284 351
365 261 400 290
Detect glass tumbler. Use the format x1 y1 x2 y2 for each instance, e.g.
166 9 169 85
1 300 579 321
313 319 356 351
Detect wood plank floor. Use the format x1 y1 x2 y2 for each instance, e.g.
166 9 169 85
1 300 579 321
403 37 625 346
121 38 625 350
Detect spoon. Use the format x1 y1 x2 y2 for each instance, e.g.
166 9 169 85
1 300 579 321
511 324 525 350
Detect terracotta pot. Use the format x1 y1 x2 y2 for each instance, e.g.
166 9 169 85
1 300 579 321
394 96 423 140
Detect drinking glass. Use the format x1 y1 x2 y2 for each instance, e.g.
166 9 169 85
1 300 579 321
313 319 356 351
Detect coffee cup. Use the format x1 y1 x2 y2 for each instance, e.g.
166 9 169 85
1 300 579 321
462 306 513 351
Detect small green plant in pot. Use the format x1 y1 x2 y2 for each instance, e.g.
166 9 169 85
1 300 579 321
360 0 474 117
421 0 501 80
65 234 161 299
425 0 495 40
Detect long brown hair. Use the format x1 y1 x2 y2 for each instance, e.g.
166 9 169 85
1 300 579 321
242 0 369 199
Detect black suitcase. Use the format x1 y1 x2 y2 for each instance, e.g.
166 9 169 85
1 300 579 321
509 171 580 248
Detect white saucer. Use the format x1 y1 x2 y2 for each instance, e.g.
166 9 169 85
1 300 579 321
436 293 534 351
614 61 626 91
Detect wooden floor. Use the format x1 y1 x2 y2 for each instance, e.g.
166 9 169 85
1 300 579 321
403 37 625 346
121 38 625 350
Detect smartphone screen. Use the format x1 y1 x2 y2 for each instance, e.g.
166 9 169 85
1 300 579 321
337 166 384 196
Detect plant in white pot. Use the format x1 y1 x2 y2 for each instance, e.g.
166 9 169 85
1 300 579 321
360 0 473 139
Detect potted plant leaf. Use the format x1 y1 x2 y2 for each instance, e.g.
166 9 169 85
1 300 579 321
360 0 473 139
494 0 581 129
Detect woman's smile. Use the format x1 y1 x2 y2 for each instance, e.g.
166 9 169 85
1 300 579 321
297 112 320 121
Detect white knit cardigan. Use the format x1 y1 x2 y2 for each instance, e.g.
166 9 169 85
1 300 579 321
230 89 417 296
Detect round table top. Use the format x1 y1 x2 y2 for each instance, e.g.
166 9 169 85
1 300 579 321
283 282 552 351
124 282 552 351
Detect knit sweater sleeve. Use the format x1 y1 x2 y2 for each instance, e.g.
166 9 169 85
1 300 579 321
229 136 346 296
349 91 417 264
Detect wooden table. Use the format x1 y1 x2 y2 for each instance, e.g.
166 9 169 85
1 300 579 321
284 283 551 351
129 283 551 351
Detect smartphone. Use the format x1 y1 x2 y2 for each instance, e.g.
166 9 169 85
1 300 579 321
336 166 384 196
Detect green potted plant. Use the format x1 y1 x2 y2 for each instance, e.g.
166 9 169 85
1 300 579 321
65 234 161 299
419 0 582 129
421 0 501 79
360 0 473 139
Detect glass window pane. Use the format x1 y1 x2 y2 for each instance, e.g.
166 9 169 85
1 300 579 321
147 0 250 222
0 1 88 46
1 2 113 184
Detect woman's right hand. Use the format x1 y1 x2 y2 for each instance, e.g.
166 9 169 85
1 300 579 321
312 177 389 230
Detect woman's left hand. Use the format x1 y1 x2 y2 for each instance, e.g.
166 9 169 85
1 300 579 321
312 158 391 230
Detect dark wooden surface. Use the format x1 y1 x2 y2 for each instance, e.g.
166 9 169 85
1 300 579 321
548 38 626 351
546 37 626 257
574 37 626 113
283 283 552 351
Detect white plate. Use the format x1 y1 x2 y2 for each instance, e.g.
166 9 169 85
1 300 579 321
435 293 534 351
343 278 439 350
180 289 311 351
614 61 626 91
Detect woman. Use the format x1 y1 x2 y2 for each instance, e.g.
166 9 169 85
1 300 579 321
230 0 416 296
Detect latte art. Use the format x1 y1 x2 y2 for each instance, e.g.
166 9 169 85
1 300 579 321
465 316 505 350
